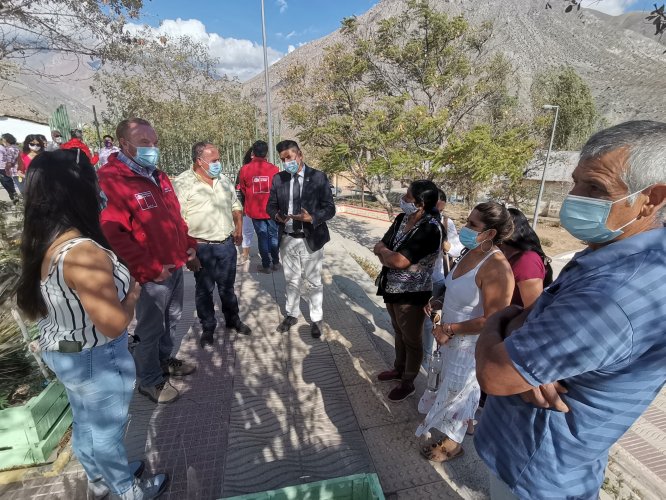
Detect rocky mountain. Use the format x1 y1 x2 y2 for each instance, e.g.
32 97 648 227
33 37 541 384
242 0 666 136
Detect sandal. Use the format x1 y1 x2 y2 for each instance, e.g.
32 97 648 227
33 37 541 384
420 437 464 463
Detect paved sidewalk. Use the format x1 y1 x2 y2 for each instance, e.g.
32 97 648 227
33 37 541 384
1 212 664 499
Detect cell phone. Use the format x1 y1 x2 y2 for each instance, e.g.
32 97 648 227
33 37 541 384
58 340 83 353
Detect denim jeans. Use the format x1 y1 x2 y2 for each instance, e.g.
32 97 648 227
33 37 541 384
0 173 17 201
252 218 279 269
134 268 183 387
194 241 240 332
41 332 139 498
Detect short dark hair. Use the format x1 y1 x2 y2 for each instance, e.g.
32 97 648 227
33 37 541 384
191 141 215 162
116 118 153 141
410 179 439 215
473 201 514 245
51 130 61 137
71 129 84 139
437 188 447 203
276 139 300 154
1 133 17 145
103 135 113 141
252 140 268 158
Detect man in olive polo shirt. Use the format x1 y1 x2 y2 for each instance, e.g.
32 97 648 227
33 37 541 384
174 141 251 347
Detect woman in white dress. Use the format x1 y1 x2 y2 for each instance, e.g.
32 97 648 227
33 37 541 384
417 201 514 462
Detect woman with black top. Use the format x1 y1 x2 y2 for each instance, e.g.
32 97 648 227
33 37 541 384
373 180 443 402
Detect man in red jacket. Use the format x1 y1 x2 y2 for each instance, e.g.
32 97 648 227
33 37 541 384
60 129 99 166
238 140 280 273
98 117 199 404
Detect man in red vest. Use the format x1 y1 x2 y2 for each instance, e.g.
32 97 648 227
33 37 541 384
238 140 280 273
98 117 199 404
60 129 99 166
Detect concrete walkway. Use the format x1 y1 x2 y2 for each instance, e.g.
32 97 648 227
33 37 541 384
1 212 664 499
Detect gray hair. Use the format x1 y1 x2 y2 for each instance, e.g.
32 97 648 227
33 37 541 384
580 120 666 218
191 141 215 163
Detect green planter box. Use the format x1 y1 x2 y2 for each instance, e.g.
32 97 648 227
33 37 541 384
0 380 72 469
221 473 384 500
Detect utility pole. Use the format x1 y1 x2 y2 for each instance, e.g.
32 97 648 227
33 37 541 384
261 0 275 164
532 104 560 229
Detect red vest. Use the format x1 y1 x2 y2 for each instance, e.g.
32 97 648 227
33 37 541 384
239 158 279 219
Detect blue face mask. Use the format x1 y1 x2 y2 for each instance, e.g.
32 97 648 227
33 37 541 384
133 146 160 170
283 160 300 174
459 226 481 250
559 190 642 244
202 160 222 179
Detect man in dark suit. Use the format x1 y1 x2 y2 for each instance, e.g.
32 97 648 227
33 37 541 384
267 140 336 338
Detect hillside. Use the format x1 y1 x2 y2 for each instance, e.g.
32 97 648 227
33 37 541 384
242 0 666 137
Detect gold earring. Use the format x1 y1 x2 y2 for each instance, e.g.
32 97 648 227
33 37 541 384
481 238 493 253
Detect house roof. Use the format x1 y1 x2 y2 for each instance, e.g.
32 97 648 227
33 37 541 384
524 150 580 183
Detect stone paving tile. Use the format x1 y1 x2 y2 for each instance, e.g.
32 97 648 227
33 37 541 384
333 349 392 387
389 481 464 500
346 382 422 430
362 421 444 495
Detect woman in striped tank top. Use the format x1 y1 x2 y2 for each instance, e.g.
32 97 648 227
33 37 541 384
17 150 168 500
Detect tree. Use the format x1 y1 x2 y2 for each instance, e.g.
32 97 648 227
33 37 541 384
530 65 599 150
0 0 143 80
433 124 537 206
92 34 258 175
282 0 524 215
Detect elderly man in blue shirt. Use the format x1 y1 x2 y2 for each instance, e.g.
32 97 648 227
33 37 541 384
475 120 666 499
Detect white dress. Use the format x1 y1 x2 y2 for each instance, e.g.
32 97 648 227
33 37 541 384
416 249 500 443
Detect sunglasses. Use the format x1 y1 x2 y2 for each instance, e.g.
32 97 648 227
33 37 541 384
29 143 41 146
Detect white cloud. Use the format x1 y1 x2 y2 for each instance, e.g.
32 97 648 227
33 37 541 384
277 0 288 14
581 0 638 16
287 44 295 53
125 19 284 81
285 30 297 39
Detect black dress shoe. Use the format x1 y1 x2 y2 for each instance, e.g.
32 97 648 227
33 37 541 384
228 319 252 335
311 321 323 338
200 331 214 348
276 316 298 333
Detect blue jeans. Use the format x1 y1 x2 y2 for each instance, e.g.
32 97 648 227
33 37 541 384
194 241 240 332
41 332 137 497
252 218 279 269
134 268 183 387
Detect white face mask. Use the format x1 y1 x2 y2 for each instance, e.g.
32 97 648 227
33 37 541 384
400 197 418 215
29 144 41 152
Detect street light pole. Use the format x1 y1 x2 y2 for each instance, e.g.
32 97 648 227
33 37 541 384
260 0 275 165
532 104 560 229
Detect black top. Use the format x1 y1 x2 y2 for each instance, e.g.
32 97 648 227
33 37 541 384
379 213 442 306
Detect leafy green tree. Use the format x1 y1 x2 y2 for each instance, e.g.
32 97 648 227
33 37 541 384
92 34 257 175
433 124 537 206
283 0 525 215
531 66 599 150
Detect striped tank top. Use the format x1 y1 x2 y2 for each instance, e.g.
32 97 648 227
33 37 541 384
38 237 131 351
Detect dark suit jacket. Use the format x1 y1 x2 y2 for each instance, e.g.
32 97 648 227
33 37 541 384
266 164 336 252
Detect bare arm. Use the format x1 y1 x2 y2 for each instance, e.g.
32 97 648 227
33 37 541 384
517 279 543 308
434 256 514 342
64 242 137 339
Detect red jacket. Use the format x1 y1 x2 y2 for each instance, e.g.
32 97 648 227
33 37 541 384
98 153 197 284
239 157 279 219
60 138 99 165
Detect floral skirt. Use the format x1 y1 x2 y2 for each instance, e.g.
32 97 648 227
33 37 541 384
415 335 480 443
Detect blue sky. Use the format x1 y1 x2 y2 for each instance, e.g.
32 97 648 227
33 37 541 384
130 0 659 81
